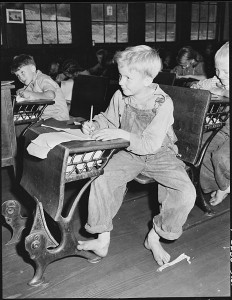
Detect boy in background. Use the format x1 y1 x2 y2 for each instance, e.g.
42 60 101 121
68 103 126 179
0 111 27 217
77 45 196 266
11 54 69 121
191 42 230 206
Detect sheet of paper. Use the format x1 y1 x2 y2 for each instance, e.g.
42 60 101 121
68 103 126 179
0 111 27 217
16 95 27 102
1 80 14 86
157 253 191 272
211 94 220 99
41 124 94 140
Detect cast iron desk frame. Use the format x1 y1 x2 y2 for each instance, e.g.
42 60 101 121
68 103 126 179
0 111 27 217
135 95 230 216
19 123 129 286
2 96 55 244
13 98 55 136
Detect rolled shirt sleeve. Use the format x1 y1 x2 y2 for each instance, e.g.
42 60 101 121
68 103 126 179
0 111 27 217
93 89 124 129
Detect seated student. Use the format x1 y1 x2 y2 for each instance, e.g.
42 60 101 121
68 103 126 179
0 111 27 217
88 49 111 77
171 46 207 82
203 42 216 78
11 54 69 121
55 59 90 84
160 49 174 71
47 59 62 81
77 45 196 266
191 42 230 206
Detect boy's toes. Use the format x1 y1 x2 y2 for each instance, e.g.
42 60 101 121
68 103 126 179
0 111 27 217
164 253 171 263
210 191 216 198
77 240 88 251
157 258 164 266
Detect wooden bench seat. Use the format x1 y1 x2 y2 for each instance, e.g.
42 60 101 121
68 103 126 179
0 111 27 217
134 85 230 216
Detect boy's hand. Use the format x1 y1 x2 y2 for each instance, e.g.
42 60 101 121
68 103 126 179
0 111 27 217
82 121 96 135
210 87 226 97
92 129 130 141
211 76 220 87
16 88 25 96
18 90 35 100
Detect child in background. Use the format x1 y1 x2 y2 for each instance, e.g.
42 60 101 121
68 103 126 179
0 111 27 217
191 42 230 206
77 45 196 266
56 59 90 84
161 50 174 71
203 42 216 78
171 46 207 81
88 49 110 77
48 60 62 81
11 54 69 121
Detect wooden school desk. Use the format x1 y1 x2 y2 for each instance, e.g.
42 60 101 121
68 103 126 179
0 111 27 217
18 119 129 286
1 82 55 245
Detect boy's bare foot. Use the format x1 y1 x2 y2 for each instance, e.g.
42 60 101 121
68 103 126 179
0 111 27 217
77 231 110 257
144 228 171 266
210 186 230 206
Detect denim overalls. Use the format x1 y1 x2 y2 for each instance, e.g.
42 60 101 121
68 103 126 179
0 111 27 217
85 100 196 241
200 120 230 193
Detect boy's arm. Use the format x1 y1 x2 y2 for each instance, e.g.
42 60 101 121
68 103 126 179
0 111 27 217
191 76 229 98
92 89 124 129
18 76 57 100
191 76 218 90
20 89 55 100
211 84 229 98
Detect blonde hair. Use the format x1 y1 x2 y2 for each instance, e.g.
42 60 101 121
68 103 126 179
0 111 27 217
215 41 229 63
114 45 162 78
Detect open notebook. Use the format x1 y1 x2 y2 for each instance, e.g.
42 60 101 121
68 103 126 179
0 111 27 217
27 124 94 159
40 124 94 140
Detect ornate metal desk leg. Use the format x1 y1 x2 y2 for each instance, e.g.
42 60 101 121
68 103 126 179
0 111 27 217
196 183 216 217
25 202 59 286
2 200 27 245
25 201 101 287
189 167 216 217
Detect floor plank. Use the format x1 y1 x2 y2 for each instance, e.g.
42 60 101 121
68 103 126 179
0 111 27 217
1 167 230 298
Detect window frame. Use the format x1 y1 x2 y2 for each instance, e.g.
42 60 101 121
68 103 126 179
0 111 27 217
145 2 177 43
24 3 72 45
190 2 219 41
91 3 128 45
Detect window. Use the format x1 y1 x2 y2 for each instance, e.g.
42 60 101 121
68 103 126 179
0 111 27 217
191 2 217 40
91 3 128 43
24 3 72 44
145 3 176 42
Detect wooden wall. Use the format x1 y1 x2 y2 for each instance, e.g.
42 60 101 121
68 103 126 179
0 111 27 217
0 2 229 81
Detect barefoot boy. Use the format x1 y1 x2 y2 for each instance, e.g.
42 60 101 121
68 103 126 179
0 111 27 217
78 45 196 265
191 42 230 206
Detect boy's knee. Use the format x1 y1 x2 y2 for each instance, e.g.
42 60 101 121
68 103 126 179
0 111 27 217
181 181 196 206
212 150 230 168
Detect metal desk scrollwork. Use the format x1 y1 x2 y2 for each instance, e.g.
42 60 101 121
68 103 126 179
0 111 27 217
1 83 54 245
186 96 230 216
7 121 129 286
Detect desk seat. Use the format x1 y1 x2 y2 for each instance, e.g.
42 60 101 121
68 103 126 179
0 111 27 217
133 85 230 216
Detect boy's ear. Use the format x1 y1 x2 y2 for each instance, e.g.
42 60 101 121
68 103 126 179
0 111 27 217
30 65 36 72
144 76 153 86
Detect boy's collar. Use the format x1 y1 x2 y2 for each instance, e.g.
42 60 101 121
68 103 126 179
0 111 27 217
32 69 41 83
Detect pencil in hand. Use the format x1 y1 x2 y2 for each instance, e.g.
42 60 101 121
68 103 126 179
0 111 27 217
90 105 93 126
89 105 94 134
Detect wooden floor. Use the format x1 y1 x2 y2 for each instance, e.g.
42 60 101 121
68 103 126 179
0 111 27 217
1 167 230 298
